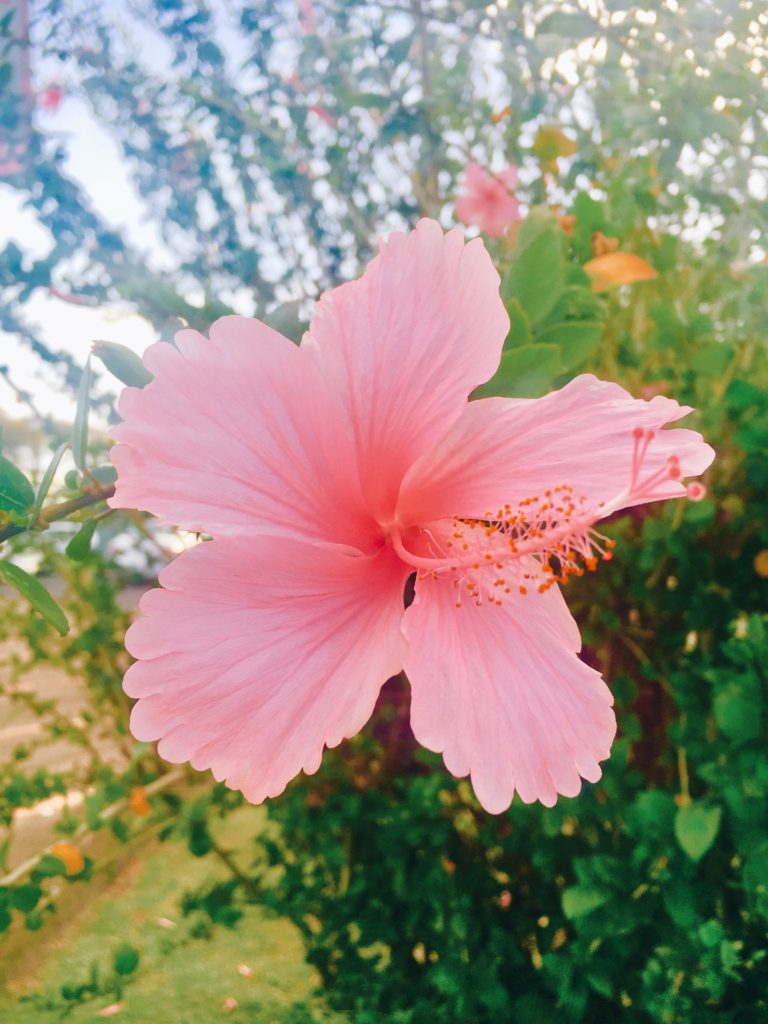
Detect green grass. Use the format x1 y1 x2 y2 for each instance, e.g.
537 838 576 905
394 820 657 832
0 807 342 1024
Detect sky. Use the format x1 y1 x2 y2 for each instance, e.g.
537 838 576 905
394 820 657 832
0 91 159 426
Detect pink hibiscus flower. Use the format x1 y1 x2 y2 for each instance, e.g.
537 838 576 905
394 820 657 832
455 162 521 237
110 219 713 814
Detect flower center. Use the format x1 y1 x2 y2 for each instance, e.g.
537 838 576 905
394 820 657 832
390 428 683 609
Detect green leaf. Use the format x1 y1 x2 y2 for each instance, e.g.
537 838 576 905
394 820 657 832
0 561 69 636
626 790 676 843
197 40 223 65
562 885 609 920
33 854 68 878
188 821 213 857
92 341 153 388
674 803 722 862
691 343 734 377
714 683 761 744
504 298 532 348
354 92 389 111
30 443 69 527
65 519 98 561
572 192 607 260
698 919 725 949
664 881 702 929
473 344 562 400
113 942 140 976
516 206 559 252
0 457 35 517
10 884 42 913
536 320 604 370
503 223 565 325
91 465 117 487
72 356 91 471
537 11 597 39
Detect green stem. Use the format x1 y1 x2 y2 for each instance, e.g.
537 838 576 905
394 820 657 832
0 484 116 545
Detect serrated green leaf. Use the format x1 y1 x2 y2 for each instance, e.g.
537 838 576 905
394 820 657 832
30 442 69 527
72 356 91 471
0 456 35 517
674 803 722 862
0 561 69 636
473 344 562 399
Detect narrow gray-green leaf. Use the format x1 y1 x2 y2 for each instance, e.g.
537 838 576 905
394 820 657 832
65 519 97 560
0 456 35 516
72 356 91 471
92 341 153 388
0 561 69 635
30 442 69 527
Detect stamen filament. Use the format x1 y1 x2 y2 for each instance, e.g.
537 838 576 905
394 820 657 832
389 427 686 607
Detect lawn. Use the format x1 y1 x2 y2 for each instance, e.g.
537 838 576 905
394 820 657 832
0 805 341 1024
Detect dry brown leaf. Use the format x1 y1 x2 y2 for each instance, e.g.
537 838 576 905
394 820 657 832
129 786 150 816
583 252 658 292
49 840 85 876
533 125 577 161
590 231 620 258
490 104 513 124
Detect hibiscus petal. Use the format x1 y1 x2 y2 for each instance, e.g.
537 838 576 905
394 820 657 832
110 316 376 549
305 218 509 522
397 374 714 526
124 536 409 802
403 573 616 813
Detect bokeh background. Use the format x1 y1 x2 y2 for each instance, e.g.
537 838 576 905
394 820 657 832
1 1 767 1021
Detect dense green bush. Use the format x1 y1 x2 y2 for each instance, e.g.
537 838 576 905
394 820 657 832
251 173 768 1021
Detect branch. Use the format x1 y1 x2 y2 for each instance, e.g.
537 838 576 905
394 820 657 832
0 768 185 887
0 483 116 544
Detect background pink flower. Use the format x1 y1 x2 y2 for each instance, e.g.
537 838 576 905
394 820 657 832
297 0 316 34
455 162 520 237
111 219 713 814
